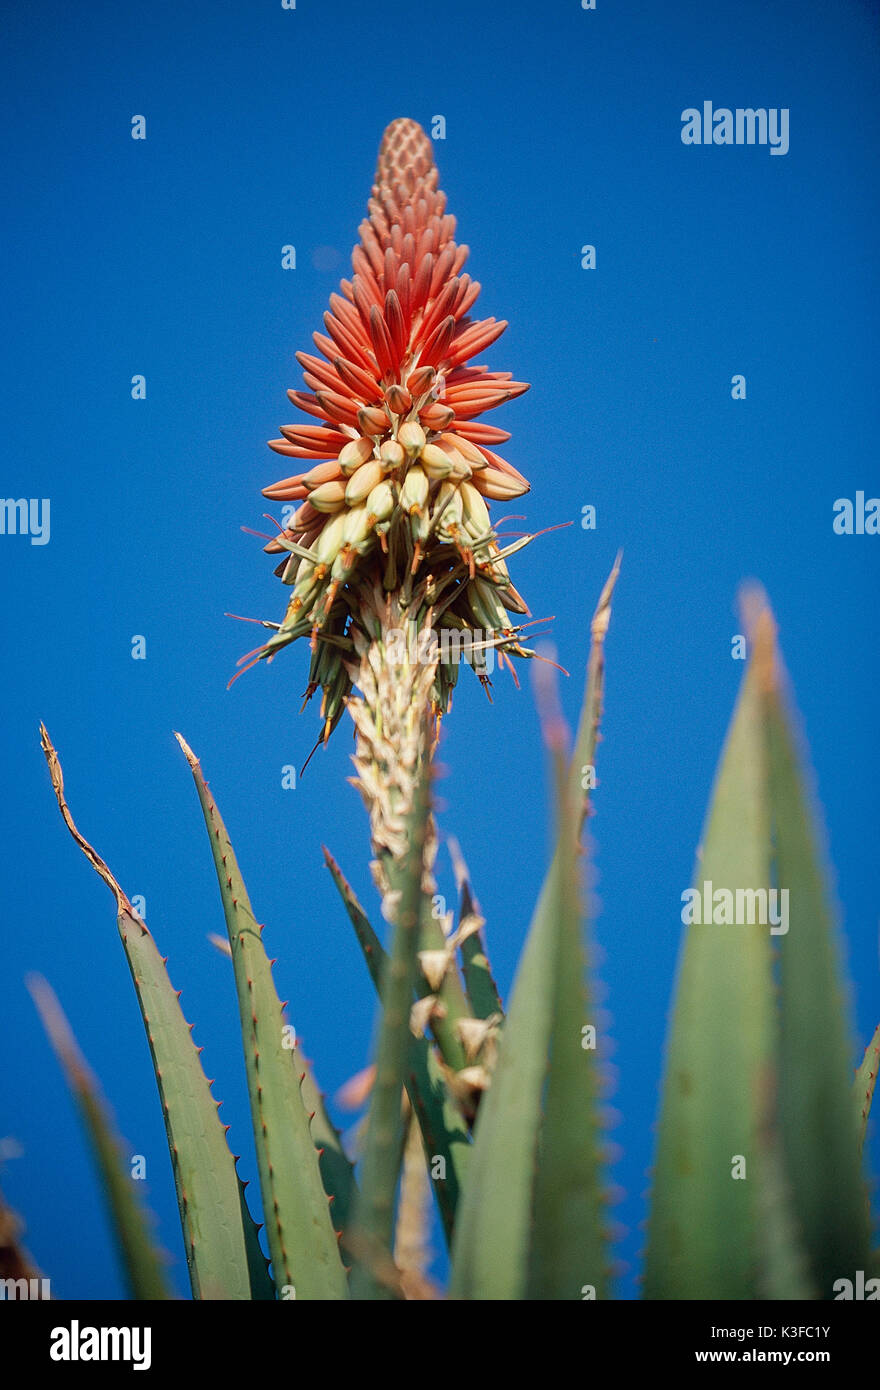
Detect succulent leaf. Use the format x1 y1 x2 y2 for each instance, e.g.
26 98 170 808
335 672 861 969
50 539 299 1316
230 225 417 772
450 561 618 1300
0 1184 43 1287
27 974 171 1301
855 1024 880 1155
40 725 255 1300
323 846 470 1245
752 603 872 1293
175 734 350 1300
525 739 607 1300
298 1050 358 1245
448 838 503 1021
642 648 777 1298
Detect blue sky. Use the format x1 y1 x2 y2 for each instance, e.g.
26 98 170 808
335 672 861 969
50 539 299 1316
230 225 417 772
1 0 878 1298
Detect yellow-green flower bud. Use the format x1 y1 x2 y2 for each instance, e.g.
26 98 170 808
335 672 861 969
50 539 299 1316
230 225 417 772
338 436 375 476
379 439 406 472
459 480 491 534
398 421 426 455
308 480 347 512
420 443 454 480
314 510 348 564
435 480 463 529
401 464 429 514
345 459 384 505
366 480 395 523
342 502 372 548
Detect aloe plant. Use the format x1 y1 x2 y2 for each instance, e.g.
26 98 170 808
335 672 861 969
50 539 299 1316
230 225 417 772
18 119 876 1300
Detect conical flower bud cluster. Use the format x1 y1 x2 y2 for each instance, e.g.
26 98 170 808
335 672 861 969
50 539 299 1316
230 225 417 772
241 118 535 742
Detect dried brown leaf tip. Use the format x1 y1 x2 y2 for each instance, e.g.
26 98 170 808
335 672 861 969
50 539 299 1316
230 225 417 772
39 723 134 919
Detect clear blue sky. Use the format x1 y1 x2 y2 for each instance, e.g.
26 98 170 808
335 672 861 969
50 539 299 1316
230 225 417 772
1 0 877 1298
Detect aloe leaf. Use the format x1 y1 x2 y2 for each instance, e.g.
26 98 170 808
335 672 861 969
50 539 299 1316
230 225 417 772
643 625 782 1298
323 848 386 984
406 1048 468 1248
448 839 503 1021
349 760 433 1300
416 909 474 1077
175 734 349 1300
27 974 171 1300
0 1184 43 1288
450 558 619 1300
754 605 871 1293
567 552 622 827
298 1049 358 1243
40 725 256 1300
236 1174 275 1301
207 919 357 1245
207 917 355 1245
206 927 346 1288
393 1112 438 1300
855 1024 880 1155
324 847 470 1245
524 729 605 1300
449 882 555 1300
753 1109 817 1300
